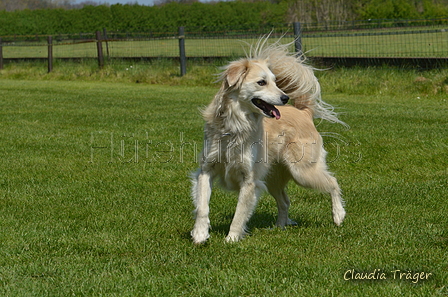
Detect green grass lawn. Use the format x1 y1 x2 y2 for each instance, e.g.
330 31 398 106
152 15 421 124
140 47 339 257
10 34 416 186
0 69 447 296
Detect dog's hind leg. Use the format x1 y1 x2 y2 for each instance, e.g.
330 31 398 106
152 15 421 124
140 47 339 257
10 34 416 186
269 187 298 228
287 161 346 226
271 189 297 228
266 168 296 228
191 169 213 244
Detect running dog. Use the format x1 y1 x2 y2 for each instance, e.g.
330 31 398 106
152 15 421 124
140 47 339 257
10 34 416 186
191 39 347 244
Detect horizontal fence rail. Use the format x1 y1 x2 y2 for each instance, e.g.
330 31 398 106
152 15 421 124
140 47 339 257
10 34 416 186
0 19 447 72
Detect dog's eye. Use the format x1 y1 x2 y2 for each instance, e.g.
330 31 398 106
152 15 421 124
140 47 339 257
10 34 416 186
257 80 267 86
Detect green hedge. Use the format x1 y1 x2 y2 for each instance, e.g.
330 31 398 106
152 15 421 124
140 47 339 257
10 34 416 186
0 0 447 36
0 2 288 36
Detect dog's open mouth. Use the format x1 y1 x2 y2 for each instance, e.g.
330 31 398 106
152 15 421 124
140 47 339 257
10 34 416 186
251 98 281 120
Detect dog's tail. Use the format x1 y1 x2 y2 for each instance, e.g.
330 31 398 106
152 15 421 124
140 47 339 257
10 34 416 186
253 39 348 128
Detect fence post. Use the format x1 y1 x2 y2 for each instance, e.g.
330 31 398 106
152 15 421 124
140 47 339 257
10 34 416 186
0 38 3 70
48 36 53 73
178 26 186 76
103 28 110 58
96 31 104 69
293 22 302 57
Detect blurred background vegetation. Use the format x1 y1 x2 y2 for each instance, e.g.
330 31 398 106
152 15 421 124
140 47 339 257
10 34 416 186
1 0 448 35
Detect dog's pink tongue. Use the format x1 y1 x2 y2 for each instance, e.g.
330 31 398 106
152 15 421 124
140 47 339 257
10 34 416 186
272 109 281 120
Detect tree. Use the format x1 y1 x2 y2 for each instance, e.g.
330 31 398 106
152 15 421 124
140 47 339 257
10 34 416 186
286 0 357 24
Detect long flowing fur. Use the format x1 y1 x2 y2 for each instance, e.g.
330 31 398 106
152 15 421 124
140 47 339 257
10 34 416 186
244 37 348 127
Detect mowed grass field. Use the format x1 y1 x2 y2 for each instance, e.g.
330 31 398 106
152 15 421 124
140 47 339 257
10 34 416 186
0 66 447 296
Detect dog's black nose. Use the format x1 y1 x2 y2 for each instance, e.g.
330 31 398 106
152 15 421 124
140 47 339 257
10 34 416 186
281 95 289 104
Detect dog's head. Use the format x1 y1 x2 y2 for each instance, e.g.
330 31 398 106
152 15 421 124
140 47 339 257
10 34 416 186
223 59 289 120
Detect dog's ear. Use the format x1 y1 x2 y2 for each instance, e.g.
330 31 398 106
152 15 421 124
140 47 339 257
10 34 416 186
225 59 249 88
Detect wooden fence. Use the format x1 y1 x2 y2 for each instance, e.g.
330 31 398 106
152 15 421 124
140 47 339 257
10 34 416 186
0 24 303 76
1 21 447 73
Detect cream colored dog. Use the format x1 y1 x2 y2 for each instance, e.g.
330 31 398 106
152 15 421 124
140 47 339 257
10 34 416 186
191 40 346 244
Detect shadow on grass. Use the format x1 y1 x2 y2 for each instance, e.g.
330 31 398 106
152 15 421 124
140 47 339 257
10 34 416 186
181 211 328 243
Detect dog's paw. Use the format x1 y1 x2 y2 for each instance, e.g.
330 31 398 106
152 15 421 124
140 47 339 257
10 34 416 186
333 208 346 226
276 217 298 228
191 229 210 244
225 232 244 243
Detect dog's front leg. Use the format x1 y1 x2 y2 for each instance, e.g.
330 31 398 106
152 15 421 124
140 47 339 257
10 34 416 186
191 169 213 244
226 179 262 242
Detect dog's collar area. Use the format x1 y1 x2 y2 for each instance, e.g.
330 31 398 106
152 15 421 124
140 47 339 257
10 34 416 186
251 98 281 120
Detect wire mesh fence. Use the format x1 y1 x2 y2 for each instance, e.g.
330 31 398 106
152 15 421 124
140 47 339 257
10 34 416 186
0 19 447 67
302 28 448 58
